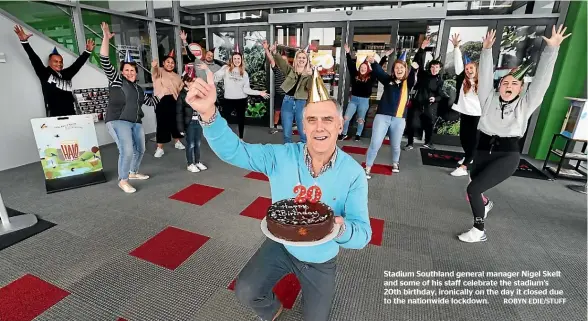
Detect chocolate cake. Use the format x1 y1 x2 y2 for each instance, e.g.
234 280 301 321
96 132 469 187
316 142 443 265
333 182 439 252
266 199 335 242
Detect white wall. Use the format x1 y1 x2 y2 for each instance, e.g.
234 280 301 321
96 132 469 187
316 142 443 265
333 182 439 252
0 13 156 171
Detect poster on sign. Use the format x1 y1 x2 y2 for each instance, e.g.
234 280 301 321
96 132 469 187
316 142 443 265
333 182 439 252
355 50 382 69
30 114 107 193
189 43 203 60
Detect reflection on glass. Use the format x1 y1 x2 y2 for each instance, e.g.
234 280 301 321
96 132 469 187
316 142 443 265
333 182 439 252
495 25 546 88
275 24 303 58
153 0 173 21
400 1 444 8
0 1 78 53
155 22 176 66
210 10 269 24
448 0 558 15
308 27 343 99
274 7 305 13
397 20 440 64
350 26 393 98
80 1 147 16
242 31 268 120
212 31 234 63
81 10 152 84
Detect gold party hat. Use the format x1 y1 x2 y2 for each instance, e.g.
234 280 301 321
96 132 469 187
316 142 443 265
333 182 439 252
308 67 330 103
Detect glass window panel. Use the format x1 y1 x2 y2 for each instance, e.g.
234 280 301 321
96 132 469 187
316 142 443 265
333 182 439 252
80 1 147 16
0 1 79 54
400 1 444 8
274 24 303 54
153 0 173 21
274 7 306 13
242 30 268 121
209 9 269 24
398 21 440 64
448 1 559 15
81 10 152 84
179 11 205 26
155 22 176 66
310 3 399 11
495 25 547 88
308 27 344 100
211 30 235 63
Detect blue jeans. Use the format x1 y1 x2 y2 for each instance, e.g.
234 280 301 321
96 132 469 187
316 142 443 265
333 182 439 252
281 95 306 143
234 239 336 321
343 95 370 136
106 120 146 180
366 114 406 166
185 119 202 164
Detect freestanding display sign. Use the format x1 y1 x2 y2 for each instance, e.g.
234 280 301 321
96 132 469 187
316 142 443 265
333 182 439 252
30 114 107 193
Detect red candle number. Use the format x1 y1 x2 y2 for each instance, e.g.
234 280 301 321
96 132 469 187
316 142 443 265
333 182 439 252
306 186 322 203
293 185 307 203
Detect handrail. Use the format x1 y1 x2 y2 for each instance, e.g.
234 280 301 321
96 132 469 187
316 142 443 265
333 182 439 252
53 4 152 75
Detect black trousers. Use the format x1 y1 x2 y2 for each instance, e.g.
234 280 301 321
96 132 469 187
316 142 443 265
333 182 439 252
224 98 248 138
466 133 520 229
407 103 436 145
459 113 481 167
156 95 183 144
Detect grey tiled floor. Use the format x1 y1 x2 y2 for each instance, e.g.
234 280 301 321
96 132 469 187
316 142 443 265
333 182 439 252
0 124 586 321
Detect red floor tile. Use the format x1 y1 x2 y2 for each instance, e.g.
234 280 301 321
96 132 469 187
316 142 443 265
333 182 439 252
292 130 299 135
169 184 224 206
130 226 210 270
369 218 385 246
361 162 393 175
240 197 272 220
383 138 390 145
0 274 69 321
341 145 368 155
244 171 269 182
228 273 301 309
365 122 373 128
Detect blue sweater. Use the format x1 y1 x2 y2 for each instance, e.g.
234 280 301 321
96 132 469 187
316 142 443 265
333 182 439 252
202 113 372 263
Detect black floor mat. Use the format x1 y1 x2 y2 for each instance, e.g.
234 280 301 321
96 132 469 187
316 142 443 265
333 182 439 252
0 208 56 251
419 148 552 181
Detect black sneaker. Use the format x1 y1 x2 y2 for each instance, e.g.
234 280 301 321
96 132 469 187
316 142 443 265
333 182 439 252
354 135 360 141
338 134 348 141
404 144 414 151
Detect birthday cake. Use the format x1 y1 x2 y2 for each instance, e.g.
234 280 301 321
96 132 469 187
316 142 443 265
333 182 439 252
266 199 335 242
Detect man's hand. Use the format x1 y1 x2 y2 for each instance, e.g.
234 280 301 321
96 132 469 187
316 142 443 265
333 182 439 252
429 97 435 103
86 39 95 51
542 24 571 47
450 33 460 48
335 216 344 225
187 64 217 120
14 25 32 41
482 29 496 49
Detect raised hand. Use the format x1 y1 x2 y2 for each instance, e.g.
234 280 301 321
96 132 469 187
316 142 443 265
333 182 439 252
101 22 114 40
262 40 269 50
269 43 276 54
180 30 188 42
187 64 217 117
86 39 95 51
384 49 394 56
542 24 571 47
482 29 496 49
14 25 32 41
344 44 350 53
420 37 431 49
450 33 460 48
411 61 419 69
151 59 158 68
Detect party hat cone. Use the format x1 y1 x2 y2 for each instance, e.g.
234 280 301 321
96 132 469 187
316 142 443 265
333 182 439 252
233 43 240 54
464 53 472 65
167 49 175 58
51 47 59 55
124 50 134 62
398 51 407 61
508 60 534 80
308 67 330 103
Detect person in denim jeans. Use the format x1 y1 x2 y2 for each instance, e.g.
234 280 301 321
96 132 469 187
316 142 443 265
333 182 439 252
264 41 312 143
365 52 418 177
99 22 158 193
176 68 207 173
340 44 391 141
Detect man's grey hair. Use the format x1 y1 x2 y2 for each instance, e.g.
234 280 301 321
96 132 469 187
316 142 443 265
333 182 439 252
303 98 344 118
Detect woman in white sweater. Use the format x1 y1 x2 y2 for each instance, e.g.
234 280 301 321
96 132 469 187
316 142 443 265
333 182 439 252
449 33 482 177
214 49 269 139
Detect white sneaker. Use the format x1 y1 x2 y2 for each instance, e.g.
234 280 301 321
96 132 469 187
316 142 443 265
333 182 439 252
175 141 186 150
154 148 164 158
118 181 136 193
195 162 207 171
458 157 465 165
458 227 487 243
450 167 468 177
484 200 494 219
187 164 200 172
365 168 371 179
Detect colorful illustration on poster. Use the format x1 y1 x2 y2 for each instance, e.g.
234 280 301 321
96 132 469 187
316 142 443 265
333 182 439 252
31 115 104 180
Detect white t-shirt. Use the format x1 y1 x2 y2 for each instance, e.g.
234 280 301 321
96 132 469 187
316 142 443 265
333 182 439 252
452 83 482 116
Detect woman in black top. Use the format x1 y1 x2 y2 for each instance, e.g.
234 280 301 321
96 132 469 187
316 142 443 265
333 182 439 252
340 44 390 141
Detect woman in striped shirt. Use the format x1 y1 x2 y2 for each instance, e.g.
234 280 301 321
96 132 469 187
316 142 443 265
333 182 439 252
99 22 158 193
263 42 288 134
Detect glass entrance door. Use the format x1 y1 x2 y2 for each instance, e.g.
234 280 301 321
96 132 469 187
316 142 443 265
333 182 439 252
304 22 347 105
208 26 270 126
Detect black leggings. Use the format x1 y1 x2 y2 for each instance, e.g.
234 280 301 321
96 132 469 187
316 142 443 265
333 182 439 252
459 113 481 167
224 98 248 139
466 134 520 230
156 95 183 144
407 103 436 145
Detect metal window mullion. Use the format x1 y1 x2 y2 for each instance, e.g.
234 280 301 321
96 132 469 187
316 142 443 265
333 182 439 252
147 0 158 65
72 2 87 54
77 3 151 21
173 0 184 74
205 13 210 50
